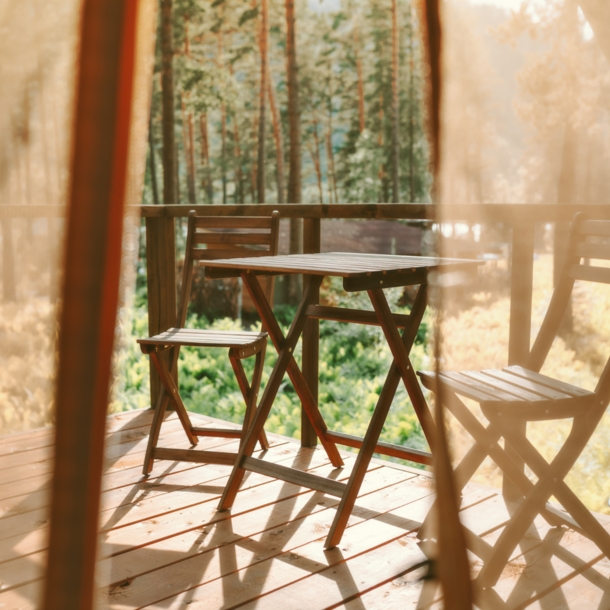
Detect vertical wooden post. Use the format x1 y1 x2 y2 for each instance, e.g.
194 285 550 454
505 220 535 503
508 221 535 366
146 214 176 407
1 218 16 302
301 217 320 447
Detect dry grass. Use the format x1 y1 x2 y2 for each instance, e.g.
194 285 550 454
0 297 57 434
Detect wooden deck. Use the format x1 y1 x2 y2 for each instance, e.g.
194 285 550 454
0 409 610 609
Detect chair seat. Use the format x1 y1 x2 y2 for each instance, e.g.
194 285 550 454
418 365 595 421
138 328 267 358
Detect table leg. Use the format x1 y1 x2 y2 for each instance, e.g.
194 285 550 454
218 273 342 511
242 271 342 465
324 285 433 548
369 286 436 445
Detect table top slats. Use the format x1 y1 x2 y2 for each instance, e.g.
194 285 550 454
203 252 480 278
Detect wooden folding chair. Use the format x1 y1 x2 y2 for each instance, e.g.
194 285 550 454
418 213 610 589
138 211 280 475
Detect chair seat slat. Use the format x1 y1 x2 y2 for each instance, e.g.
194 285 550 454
461 371 546 402
418 370 501 404
481 369 571 400
139 328 267 349
442 372 518 402
503 366 593 398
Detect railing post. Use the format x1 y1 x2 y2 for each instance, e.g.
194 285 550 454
505 220 534 502
1 218 16 302
508 221 535 366
146 215 176 407
301 217 321 447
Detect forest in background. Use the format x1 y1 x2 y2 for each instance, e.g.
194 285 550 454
143 0 432 210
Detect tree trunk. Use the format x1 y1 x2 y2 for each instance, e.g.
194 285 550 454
268 76 285 203
285 0 302 301
187 112 197 202
326 130 337 204
221 105 227 204
199 114 213 203
1 219 15 302
408 18 415 202
391 0 400 203
250 110 259 202
229 64 244 204
378 91 385 202
257 0 269 203
183 14 191 56
182 16 196 204
148 113 160 205
161 0 176 205
353 22 365 134
218 33 227 204
311 121 324 203
326 62 338 203
233 115 244 203
180 94 196 204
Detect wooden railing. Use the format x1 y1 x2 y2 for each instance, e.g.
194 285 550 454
4 202 610 445
137 202 610 446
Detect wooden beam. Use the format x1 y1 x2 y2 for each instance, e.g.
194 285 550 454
139 203 610 222
508 221 535 366
301 218 321 448
145 215 176 406
42 0 155 608
140 203 433 219
7 203 610 224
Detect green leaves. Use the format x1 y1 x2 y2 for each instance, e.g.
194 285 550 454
238 6 259 26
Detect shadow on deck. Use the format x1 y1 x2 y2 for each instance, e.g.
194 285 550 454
0 409 609 609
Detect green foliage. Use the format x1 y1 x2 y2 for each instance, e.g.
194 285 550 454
340 130 384 202
144 0 431 205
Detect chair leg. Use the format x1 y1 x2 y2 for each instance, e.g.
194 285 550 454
446 391 575 531
325 286 432 549
241 271 343 467
218 278 334 511
149 350 198 446
229 346 269 450
502 417 610 558
142 389 170 475
477 417 597 588
325 351 403 548
418 419 501 542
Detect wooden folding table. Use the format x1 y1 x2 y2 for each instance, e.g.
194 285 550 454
204 252 479 548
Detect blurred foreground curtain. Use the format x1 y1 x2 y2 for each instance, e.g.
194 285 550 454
435 0 610 606
35 0 158 608
418 0 475 606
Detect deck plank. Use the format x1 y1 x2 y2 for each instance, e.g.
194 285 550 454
0 410 609 610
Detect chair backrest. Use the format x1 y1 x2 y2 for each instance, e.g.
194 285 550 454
527 213 610 404
176 211 280 328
